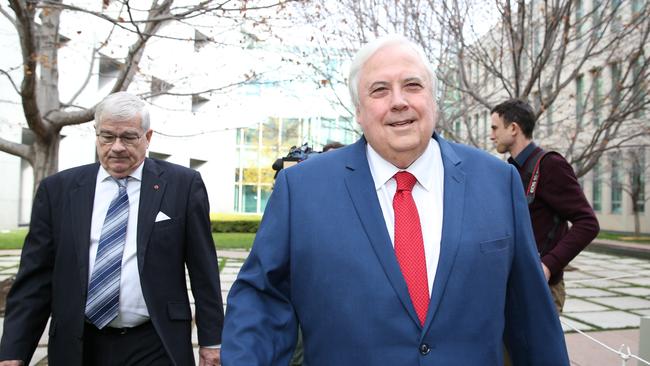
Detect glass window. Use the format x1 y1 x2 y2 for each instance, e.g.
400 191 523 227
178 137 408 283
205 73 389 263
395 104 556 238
243 185 258 213
576 75 585 126
632 149 646 213
260 186 272 213
610 62 621 108
632 0 643 15
282 118 301 148
263 118 280 146
592 162 601 212
233 185 240 212
611 154 622 214
633 58 646 118
244 126 259 145
612 0 622 32
592 0 601 36
575 0 583 40
545 86 553 135
592 69 602 126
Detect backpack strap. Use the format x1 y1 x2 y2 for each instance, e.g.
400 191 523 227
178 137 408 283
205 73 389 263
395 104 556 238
521 148 563 256
523 149 548 204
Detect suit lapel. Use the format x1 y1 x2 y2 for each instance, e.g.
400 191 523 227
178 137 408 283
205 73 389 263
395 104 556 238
423 135 465 331
137 158 166 274
343 138 422 326
71 164 100 296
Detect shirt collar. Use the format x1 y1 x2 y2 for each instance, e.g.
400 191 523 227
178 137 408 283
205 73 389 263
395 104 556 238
366 138 439 192
512 142 537 168
97 160 144 183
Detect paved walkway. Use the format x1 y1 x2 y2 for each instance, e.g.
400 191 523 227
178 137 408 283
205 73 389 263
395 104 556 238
1 242 649 365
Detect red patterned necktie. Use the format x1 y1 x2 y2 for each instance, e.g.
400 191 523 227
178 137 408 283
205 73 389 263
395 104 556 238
393 171 429 326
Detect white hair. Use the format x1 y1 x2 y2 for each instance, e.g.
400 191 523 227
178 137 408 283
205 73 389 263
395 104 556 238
94 91 150 131
348 34 437 110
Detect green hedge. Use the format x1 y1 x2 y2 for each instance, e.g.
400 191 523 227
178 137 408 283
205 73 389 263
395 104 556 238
211 213 262 233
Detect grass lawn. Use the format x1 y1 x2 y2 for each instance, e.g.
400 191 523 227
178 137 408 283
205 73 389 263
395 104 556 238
0 229 28 250
0 229 255 251
214 232 255 250
598 231 650 244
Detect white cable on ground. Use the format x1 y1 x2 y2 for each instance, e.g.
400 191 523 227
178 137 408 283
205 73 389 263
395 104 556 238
560 318 650 365
565 271 650 284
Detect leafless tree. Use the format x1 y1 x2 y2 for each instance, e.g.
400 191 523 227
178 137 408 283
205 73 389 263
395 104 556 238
296 0 650 178
0 0 295 194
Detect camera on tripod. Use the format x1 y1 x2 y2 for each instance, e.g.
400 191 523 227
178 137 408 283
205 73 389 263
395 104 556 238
271 143 320 177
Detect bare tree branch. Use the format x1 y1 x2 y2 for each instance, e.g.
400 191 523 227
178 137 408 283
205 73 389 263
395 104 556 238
0 69 21 94
9 0 48 138
0 135 31 162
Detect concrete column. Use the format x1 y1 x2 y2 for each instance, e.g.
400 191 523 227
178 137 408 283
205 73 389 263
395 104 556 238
640 317 650 365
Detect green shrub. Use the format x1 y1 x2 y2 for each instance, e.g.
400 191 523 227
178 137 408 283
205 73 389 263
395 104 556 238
211 213 262 233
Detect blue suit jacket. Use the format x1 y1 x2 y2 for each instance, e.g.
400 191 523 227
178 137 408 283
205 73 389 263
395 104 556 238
222 135 569 365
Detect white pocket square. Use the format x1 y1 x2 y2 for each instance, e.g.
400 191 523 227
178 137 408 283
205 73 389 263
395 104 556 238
155 211 171 222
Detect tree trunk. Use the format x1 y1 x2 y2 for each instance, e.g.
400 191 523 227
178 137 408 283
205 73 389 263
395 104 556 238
634 210 641 237
31 134 60 197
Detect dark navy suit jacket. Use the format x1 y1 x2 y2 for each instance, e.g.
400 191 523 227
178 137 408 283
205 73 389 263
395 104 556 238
0 158 224 365
222 135 569 365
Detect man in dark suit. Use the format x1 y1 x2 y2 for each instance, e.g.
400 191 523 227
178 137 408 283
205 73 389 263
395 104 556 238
221 35 568 365
490 99 599 312
0 92 224 366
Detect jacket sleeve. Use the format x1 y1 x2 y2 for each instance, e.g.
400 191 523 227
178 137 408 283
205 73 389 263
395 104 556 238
538 154 599 275
185 171 225 346
221 169 297 365
504 165 569 365
0 180 55 363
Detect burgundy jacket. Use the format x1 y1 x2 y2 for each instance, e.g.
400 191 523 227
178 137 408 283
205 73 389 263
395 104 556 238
509 143 600 284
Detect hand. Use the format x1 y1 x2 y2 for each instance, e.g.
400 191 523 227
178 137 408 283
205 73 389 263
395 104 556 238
0 361 24 366
199 347 220 366
541 263 551 282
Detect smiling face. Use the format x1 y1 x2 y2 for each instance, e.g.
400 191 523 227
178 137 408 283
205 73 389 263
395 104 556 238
96 114 152 178
355 43 436 169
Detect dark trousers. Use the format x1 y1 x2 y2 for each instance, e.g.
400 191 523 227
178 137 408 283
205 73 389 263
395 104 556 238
83 322 173 366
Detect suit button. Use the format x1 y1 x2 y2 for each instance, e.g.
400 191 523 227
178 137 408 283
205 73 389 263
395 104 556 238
419 343 431 355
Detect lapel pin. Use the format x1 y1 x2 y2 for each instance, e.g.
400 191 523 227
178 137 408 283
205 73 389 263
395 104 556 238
153 184 160 190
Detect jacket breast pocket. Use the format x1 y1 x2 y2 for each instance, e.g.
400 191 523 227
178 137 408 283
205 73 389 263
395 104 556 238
479 236 511 254
153 217 183 231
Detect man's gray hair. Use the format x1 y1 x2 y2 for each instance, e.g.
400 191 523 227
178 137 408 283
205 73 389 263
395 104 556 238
94 91 150 131
348 34 437 110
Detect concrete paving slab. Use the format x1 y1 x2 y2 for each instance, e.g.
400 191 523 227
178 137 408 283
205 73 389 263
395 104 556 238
584 270 637 279
564 271 599 280
219 274 238 282
560 316 595 332
570 279 629 288
602 263 649 271
613 287 650 297
565 329 640 366
615 258 650 264
564 298 610 312
631 309 650 316
565 281 586 289
569 311 641 329
619 277 650 286
568 288 620 297
569 264 609 272
30 348 47 366
590 296 650 310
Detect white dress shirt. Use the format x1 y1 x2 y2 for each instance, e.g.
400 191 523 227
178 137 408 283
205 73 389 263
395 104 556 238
366 138 445 295
89 163 149 328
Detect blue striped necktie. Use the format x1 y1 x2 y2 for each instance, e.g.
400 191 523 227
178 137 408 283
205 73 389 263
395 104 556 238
85 177 129 329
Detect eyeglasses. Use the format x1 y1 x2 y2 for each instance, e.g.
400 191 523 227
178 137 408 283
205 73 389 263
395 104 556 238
96 132 142 146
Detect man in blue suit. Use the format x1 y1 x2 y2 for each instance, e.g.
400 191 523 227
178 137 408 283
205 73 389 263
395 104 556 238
222 35 569 365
